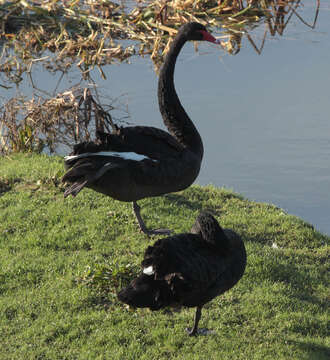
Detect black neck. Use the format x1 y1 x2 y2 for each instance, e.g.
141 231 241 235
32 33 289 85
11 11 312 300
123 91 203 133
158 34 204 159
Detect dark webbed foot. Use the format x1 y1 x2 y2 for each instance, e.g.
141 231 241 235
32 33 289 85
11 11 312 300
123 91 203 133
132 201 172 236
185 327 214 336
186 327 198 336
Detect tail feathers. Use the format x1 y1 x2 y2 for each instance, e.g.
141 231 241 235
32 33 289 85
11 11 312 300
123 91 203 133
62 162 92 197
62 162 94 181
63 180 88 198
190 212 230 254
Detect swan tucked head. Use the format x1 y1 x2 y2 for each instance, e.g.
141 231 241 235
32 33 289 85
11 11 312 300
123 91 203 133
179 22 219 44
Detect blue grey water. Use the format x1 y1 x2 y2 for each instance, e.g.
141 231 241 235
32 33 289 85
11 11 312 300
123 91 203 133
3 4 330 235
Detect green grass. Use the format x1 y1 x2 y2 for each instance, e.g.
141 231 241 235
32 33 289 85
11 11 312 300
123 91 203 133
0 153 329 360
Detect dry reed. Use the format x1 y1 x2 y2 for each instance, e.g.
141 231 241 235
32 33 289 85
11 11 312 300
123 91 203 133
0 85 127 154
0 0 320 154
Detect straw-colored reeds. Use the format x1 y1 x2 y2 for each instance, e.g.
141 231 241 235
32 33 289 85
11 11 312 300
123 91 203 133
0 1 319 84
0 85 128 154
0 0 320 154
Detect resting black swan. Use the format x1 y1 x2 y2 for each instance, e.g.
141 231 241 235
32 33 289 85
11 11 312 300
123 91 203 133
118 212 247 335
62 22 220 236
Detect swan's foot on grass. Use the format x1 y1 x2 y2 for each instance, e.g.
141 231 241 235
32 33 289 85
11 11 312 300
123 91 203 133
185 327 215 336
132 201 172 236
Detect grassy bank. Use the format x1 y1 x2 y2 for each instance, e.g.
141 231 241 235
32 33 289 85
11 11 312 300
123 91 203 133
0 153 329 360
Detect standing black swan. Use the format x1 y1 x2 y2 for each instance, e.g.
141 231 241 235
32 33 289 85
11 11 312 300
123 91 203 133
62 23 220 235
118 212 246 335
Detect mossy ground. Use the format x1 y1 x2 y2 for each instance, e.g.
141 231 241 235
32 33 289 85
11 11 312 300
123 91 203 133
0 153 329 360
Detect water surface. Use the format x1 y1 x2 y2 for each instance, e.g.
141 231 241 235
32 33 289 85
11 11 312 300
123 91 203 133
4 3 330 235
95 5 330 235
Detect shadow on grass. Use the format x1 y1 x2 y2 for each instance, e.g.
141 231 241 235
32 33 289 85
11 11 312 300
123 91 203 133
164 187 242 208
163 193 221 215
251 253 327 310
287 339 330 360
0 179 12 195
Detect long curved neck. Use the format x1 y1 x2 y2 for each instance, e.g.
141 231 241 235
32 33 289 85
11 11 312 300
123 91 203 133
158 34 204 159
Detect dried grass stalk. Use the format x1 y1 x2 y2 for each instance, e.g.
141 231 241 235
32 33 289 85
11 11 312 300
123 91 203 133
0 0 319 85
0 85 125 154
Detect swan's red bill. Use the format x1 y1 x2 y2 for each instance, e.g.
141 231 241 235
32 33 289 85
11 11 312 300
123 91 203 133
63 22 217 236
199 30 220 44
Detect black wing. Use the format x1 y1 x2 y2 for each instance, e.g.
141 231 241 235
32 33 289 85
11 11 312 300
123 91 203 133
142 235 229 304
69 126 183 161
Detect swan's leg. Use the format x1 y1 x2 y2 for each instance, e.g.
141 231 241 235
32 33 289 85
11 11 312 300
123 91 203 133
132 201 172 236
186 306 202 336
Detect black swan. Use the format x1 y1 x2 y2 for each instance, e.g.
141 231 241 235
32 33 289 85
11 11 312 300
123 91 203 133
62 23 220 236
118 212 247 335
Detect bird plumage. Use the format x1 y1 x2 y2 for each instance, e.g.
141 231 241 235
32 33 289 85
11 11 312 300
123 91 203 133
118 212 246 335
62 23 219 235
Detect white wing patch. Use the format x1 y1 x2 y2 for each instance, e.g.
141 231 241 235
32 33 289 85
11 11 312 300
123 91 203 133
65 151 158 162
143 266 155 276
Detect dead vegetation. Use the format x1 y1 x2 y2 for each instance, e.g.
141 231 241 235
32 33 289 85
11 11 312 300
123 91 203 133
0 0 320 154
0 1 320 83
0 86 128 154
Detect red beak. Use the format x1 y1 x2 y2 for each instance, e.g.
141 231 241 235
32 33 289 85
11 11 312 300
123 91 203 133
199 30 220 44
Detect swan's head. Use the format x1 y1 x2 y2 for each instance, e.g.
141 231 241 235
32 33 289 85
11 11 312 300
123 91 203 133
179 22 220 44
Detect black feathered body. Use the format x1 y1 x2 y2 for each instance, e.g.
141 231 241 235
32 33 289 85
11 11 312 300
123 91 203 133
63 126 201 202
118 214 246 311
62 23 210 204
